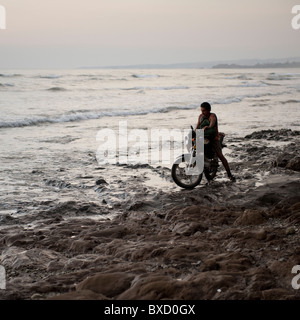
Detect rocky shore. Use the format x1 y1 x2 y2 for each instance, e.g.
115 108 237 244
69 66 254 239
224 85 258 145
0 129 300 300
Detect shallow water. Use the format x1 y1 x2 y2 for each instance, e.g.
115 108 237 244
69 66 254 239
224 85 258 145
0 68 300 218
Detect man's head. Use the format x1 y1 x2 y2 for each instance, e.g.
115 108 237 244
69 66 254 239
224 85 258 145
201 102 211 117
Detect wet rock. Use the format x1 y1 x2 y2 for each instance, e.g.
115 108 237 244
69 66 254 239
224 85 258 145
285 227 296 235
118 274 182 300
2 232 35 247
31 169 42 174
171 222 207 236
69 240 96 254
253 229 268 240
31 293 44 300
261 288 295 300
245 129 300 140
93 226 129 239
47 259 67 272
246 267 275 294
44 179 72 189
286 156 300 171
234 209 267 226
182 272 238 300
0 214 16 224
256 193 282 206
96 178 108 185
244 229 268 240
274 154 294 168
48 289 107 300
127 201 144 211
40 201 103 217
1 247 62 270
76 272 134 297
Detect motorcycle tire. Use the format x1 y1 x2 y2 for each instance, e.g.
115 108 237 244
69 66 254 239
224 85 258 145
171 157 203 189
204 161 218 181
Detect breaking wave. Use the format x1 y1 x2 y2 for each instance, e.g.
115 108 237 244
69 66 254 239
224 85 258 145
0 89 290 129
0 105 196 128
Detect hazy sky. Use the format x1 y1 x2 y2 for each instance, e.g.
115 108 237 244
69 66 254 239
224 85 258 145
0 0 299 68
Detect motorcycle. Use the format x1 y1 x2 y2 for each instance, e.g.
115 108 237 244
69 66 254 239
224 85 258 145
171 126 225 189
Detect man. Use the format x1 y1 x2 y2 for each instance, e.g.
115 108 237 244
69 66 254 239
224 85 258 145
196 102 236 182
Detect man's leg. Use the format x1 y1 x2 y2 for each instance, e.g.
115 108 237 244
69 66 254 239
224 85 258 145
213 140 235 181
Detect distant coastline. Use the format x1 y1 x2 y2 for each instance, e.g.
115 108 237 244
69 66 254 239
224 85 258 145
211 61 300 69
80 57 300 70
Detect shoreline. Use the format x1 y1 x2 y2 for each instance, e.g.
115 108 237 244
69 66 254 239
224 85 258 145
0 129 300 300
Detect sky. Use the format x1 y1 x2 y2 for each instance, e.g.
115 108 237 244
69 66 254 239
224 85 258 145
0 0 300 68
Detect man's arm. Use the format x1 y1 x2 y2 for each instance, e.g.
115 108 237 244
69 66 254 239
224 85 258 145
207 113 217 129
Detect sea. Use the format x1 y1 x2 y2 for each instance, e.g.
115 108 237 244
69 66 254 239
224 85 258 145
0 68 300 219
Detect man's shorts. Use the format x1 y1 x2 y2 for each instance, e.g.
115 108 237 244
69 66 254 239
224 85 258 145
212 139 222 154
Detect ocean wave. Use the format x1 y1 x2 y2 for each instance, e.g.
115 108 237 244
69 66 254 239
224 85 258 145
132 74 160 78
46 87 68 91
89 77 104 81
212 97 243 104
211 91 289 105
0 112 144 128
37 75 62 79
79 74 96 77
0 105 197 129
230 81 269 88
0 73 22 77
122 86 189 91
280 99 300 104
266 73 294 81
158 105 197 113
0 90 289 129
0 83 15 87
225 75 253 80
0 114 95 128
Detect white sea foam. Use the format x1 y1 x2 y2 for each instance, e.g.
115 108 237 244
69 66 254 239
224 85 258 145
0 105 199 128
0 112 126 128
122 86 189 91
210 91 289 105
37 75 62 79
231 81 269 88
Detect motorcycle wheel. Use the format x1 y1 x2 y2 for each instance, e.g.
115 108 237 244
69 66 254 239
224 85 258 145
204 159 218 181
171 157 203 189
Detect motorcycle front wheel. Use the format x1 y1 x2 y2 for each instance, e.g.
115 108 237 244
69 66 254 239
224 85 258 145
171 156 203 189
